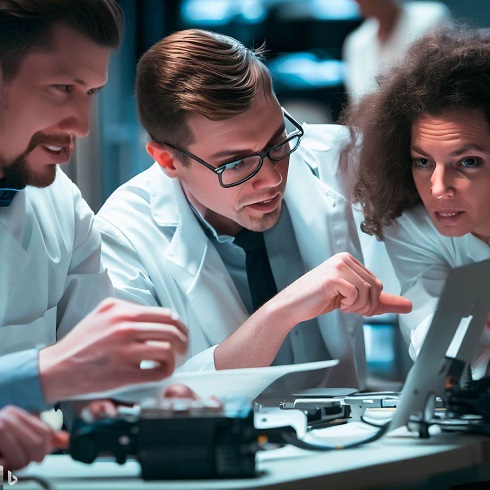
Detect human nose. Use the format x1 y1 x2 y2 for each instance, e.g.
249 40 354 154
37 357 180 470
252 156 283 189
430 165 455 199
58 96 92 137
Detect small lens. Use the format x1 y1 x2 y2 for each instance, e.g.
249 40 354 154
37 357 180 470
221 156 261 185
270 141 291 159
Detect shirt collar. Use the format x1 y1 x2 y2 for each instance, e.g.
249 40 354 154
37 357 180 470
0 189 19 207
188 203 235 244
189 201 290 248
0 178 26 207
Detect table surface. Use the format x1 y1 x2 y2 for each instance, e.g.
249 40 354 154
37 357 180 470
13 423 490 490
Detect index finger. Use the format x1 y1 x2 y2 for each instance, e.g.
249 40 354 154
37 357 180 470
374 292 412 315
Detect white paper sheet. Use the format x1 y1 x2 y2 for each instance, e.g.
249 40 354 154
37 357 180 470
68 359 338 404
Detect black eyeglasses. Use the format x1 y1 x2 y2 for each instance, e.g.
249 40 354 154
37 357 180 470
163 108 304 188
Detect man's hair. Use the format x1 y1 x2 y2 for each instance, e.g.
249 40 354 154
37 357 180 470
0 0 123 82
339 26 490 239
136 29 273 162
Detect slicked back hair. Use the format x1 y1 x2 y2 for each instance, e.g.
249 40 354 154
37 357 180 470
136 29 274 163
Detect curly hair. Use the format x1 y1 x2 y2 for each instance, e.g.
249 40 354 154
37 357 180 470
339 26 490 239
136 29 273 163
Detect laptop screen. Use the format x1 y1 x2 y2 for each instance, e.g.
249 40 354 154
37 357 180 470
389 258 490 433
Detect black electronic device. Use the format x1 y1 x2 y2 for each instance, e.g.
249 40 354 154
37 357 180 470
436 374 490 436
70 400 260 480
446 375 490 420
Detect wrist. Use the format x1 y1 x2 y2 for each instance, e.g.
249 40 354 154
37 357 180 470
214 297 298 370
259 294 298 334
38 343 81 404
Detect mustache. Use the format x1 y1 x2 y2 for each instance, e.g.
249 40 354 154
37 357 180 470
25 133 73 154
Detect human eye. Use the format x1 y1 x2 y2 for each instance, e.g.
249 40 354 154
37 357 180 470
225 159 246 172
412 157 433 169
88 87 100 95
52 84 73 94
270 137 293 158
459 157 481 169
221 156 259 174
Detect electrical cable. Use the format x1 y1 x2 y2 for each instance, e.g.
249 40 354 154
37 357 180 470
279 419 391 451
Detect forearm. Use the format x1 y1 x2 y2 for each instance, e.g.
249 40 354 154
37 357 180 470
215 250 412 370
214 296 297 369
38 343 93 404
0 350 51 411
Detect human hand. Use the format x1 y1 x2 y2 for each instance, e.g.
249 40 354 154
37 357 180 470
162 384 200 400
77 386 201 422
276 252 412 325
0 406 69 471
39 298 189 404
74 399 119 423
161 384 222 413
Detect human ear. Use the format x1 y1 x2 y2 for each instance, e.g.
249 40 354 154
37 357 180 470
147 141 178 178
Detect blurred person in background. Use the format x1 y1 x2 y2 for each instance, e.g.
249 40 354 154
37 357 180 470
342 0 451 101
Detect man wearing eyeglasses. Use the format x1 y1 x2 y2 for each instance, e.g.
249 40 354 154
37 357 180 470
96 29 411 389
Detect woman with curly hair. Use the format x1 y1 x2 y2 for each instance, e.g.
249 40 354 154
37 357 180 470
340 26 490 377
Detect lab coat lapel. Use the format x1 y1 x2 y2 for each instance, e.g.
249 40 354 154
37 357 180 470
155 178 249 345
0 193 30 322
465 234 490 262
284 156 360 363
284 156 351 271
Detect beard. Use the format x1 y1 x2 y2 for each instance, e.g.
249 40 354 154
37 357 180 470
0 132 68 188
0 154 29 190
235 202 283 232
0 153 56 189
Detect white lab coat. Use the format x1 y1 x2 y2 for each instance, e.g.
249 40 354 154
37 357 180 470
383 204 490 377
0 167 113 355
96 124 367 388
342 2 450 100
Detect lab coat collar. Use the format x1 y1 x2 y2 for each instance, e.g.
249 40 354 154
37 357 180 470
149 163 249 344
148 164 180 228
285 149 364 373
296 122 334 175
149 166 208 283
284 146 343 271
464 233 490 262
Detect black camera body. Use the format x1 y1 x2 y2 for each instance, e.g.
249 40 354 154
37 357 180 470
70 405 259 480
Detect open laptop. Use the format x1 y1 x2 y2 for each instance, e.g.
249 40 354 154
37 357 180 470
387 258 490 434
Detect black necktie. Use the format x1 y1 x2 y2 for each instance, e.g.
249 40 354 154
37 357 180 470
234 229 278 312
